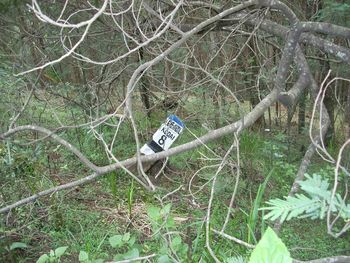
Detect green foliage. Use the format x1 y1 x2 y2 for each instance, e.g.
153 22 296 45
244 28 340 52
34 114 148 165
0 0 26 13
247 169 273 244
147 204 189 262
314 0 350 26
108 171 118 198
225 256 246 263
127 179 135 217
147 204 174 233
36 246 68 263
249 227 292 263
78 251 89 262
35 232 140 263
105 232 139 262
9 242 28 250
108 233 131 248
0 142 43 179
77 250 104 263
262 174 350 223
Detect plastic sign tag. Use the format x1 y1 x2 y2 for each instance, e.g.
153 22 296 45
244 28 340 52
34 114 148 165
140 114 185 155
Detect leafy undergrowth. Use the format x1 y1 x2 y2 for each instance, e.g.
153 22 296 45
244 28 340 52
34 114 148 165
1 129 349 262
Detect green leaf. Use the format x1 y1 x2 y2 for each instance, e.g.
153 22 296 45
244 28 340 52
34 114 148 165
158 255 172 263
165 217 175 228
128 236 136 246
114 254 124 261
54 246 68 258
123 248 139 259
171 235 182 251
109 235 124 248
36 254 49 263
122 232 131 242
225 256 246 263
249 227 292 263
79 251 89 262
148 206 161 221
161 203 172 215
9 242 28 250
262 194 321 223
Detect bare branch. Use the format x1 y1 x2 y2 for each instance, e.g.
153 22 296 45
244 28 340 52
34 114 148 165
300 22 350 39
0 125 98 171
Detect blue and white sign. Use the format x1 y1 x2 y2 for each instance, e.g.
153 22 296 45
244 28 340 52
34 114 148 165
140 115 185 155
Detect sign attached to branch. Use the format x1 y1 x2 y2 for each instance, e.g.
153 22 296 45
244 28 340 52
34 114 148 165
140 114 185 155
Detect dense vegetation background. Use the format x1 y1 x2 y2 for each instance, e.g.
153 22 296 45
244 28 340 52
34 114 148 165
0 0 349 262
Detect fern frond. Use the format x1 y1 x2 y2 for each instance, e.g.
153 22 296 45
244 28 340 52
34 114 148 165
261 194 321 223
261 173 350 223
298 174 330 199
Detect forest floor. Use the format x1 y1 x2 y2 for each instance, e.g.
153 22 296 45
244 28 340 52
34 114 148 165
1 107 350 262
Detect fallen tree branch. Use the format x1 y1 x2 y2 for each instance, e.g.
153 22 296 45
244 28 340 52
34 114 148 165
1 125 98 171
293 256 350 263
105 253 157 263
211 229 255 249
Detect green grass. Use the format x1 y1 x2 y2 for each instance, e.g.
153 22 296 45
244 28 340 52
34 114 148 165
2 136 349 262
281 219 350 260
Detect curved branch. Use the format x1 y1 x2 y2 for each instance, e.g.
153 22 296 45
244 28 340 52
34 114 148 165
0 173 99 214
257 0 298 24
278 73 309 107
0 125 98 171
226 13 350 64
300 22 350 39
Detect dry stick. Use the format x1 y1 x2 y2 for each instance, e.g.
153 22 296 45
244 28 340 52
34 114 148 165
1 125 98 172
205 142 237 263
221 133 240 232
292 256 350 263
0 172 99 214
31 0 104 28
310 70 333 162
105 253 156 263
188 164 220 199
17 0 109 76
328 139 350 237
13 112 124 148
211 229 255 249
210 135 253 251
90 127 152 191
